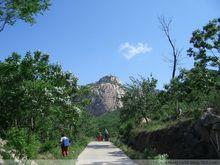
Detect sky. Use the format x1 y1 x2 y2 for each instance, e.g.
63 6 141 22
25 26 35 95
0 0 219 89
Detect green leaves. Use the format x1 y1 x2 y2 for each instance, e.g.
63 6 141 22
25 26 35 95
187 18 220 69
120 75 159 125
6 127 40 158
119 19 220 137
0 51 88 149
0 0 50 32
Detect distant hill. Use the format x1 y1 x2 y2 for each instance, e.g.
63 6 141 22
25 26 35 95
86 75 125 116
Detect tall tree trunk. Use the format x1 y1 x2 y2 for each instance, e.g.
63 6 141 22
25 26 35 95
172 50 177 79
158 16 181 79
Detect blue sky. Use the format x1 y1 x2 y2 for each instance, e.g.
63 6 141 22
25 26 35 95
0 0 219 89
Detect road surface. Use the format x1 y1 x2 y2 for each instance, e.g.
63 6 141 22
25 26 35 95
76 141 136 165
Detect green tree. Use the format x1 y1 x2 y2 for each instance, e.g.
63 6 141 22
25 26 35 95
163 67 218 118
0 51 84 141
120 76 159 125
0 0 50 32
186 18 220 113
187 18 220 71
162 18 220 118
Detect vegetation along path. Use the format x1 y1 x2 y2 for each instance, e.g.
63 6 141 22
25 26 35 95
76 141 136 165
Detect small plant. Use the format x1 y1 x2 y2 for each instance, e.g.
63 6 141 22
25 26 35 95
192 108 202 119
5 127 40 159
153 154 169 165
153 153 168 160
143 147 156 158
144 147 168 160
39 141 56 153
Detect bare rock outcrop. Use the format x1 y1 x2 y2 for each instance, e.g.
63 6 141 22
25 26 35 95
87 75 125 116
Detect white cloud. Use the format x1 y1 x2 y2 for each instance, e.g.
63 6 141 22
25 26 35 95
118 42 152 60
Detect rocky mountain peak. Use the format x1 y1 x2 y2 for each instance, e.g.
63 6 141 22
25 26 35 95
98 75 121 85
87 75 125 116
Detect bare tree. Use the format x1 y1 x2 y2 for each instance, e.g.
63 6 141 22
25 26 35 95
158 16 182 79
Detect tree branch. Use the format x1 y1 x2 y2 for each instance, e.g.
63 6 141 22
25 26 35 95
158 15 181 79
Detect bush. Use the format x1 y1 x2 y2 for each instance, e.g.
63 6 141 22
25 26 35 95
39 141 57 153
119 120 135 143
153 153 169 160
144 147 169 160
155 103 176 121
6 127 40 159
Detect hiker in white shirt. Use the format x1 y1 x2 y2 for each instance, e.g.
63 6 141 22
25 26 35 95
60 134 70 156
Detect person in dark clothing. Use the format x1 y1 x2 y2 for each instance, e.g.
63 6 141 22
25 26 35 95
104 128 110 141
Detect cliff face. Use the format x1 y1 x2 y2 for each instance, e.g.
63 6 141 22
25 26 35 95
87 75 125 116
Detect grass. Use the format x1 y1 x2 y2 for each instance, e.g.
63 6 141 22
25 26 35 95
111 137 144 159
37 137 91 159
110 117 192 160
111 137 168 160
132 117 192 135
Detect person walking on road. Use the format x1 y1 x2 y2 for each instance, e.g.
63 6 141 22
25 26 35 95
104 128 110 141
60 134 70 156
97 128 103 141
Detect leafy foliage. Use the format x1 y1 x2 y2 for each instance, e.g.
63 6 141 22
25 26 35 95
120 76 159 125
91 111 121 138
6 127 40 159
187 18 220 70
119 18 220 142
1 17 220 160
119 76 159 142
0 0 50 32
0 51 91 158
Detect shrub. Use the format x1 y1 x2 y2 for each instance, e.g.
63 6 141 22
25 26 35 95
155 103 176 121
39 141 56 153
119 120 135 143
6 127 40 159
144 147 169 160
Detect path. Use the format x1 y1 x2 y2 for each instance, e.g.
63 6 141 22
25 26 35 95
76 141 136 165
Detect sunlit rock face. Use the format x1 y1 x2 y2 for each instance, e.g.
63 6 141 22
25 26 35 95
87 75 125 116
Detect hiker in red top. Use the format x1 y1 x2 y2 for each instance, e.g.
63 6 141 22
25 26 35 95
97 128 103 141
60 134 70 156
